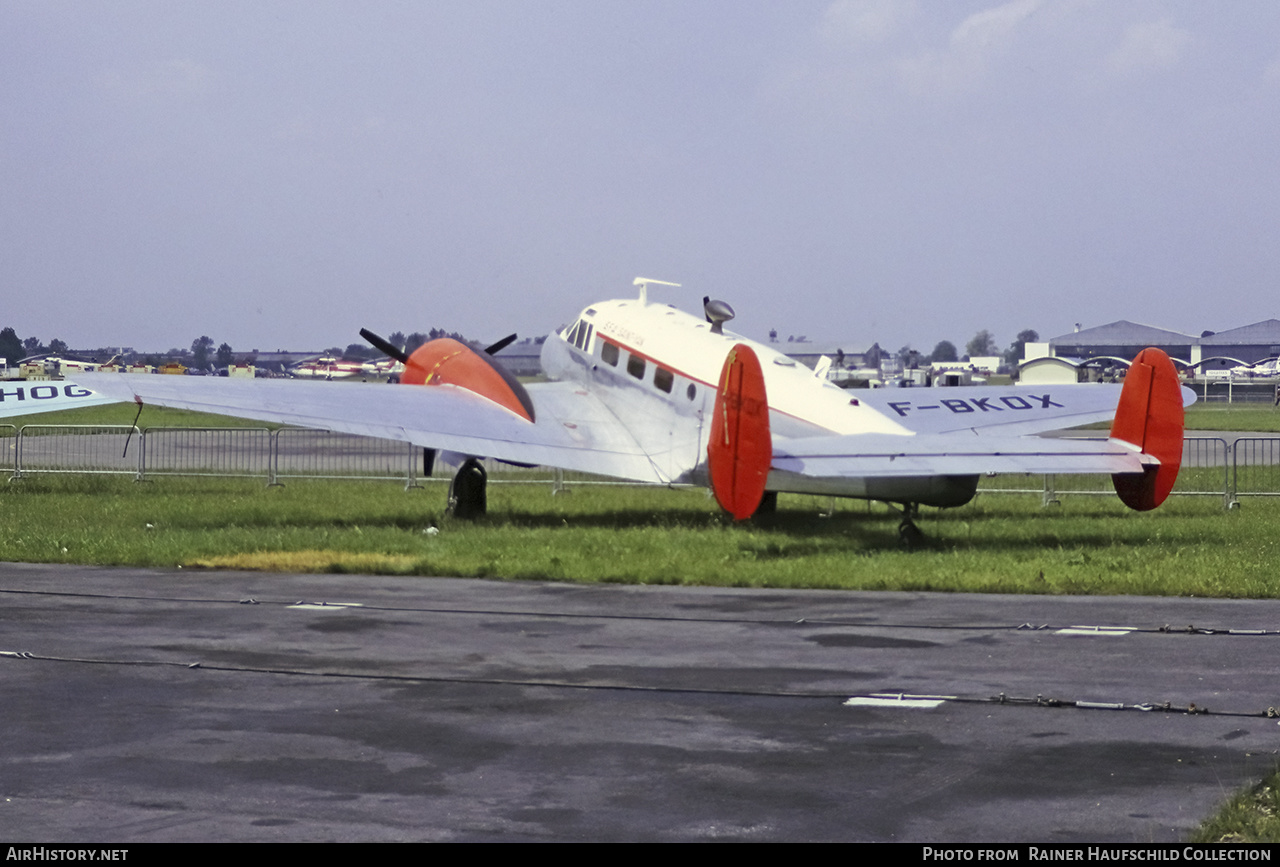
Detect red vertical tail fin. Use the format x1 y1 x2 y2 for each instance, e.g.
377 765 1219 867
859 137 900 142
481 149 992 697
1109 347 1184 511
708 344 771 520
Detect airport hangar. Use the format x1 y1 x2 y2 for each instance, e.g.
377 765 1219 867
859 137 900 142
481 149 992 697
1019 318 1280 384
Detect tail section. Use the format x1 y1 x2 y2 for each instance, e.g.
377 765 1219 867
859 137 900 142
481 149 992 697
708 344 771 520
1109 347 1184 511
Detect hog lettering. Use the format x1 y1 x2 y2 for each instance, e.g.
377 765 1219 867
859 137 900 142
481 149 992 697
0 385 95 403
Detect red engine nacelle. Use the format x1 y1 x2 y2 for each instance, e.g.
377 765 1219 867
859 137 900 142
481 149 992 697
402 338 535 423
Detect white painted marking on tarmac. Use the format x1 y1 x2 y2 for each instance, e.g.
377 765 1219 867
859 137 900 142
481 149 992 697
1055 625 1134 636
288 602 365 610
844 693 953 709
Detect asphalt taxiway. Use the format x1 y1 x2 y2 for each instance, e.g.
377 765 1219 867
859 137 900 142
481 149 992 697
2 561 1278 842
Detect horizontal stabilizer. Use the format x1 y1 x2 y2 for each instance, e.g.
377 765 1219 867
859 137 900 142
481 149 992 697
771 432 1146 479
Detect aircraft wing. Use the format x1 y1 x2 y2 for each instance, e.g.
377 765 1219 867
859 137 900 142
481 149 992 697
852 383 1197 436
0 382 119 418
69 374 667 483
770 431 1146 479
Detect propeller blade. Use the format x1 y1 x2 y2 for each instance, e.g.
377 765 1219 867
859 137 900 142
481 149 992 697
359 328 410 364
484 333 518 355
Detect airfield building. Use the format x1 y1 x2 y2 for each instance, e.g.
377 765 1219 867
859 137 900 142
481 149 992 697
1195 319 1280 368
1042 319 1280 373
1047 321 1195 365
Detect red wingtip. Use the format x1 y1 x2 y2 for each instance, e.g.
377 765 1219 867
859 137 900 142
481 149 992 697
1110 347 1184 511
708 344 771 520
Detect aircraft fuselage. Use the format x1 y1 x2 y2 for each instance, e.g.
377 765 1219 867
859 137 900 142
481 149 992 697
540 295 979 507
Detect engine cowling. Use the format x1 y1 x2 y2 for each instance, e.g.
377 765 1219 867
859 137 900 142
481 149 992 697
403 338 536 423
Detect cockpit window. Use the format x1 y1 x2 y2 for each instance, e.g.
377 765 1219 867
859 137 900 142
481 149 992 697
568 320 593 352
653 367 673 393
601 341 619 367
627 353 645 380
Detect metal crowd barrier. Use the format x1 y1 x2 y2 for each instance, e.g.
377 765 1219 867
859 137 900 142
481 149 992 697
1178 437 1233 509
272 429 420 487
13 425 143 479
971 436 1239 508
1 424 15 475
6 427 1280 507
1233 438 1280 501
141 427 273 480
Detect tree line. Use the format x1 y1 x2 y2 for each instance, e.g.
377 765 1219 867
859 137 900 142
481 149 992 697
0 328 70 364
0 326 239 371
6 321 1041 375
894 328 1040 370
0 326 480 372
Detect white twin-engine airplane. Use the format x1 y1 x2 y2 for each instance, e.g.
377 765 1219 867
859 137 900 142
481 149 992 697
9 278 1192 540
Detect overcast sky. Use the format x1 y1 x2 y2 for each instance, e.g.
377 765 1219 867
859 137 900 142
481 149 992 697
4 1 1279 356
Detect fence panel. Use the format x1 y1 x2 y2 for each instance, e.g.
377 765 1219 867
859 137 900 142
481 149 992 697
1233 437 1280 499
12 426 1280 507
977 437 1232 505
1190 381 1278 404
15 425 142 478
273 429 420 484
1175 437 1231 506
1 424 15 475
140 428 273 479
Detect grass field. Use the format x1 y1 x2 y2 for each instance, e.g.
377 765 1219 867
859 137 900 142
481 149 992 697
1184 403 1280 431
1075 403 1280 432
1191 775 1280 844
3 474 1278 597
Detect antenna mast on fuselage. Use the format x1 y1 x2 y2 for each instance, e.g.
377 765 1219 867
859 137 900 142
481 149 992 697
632 276 682 307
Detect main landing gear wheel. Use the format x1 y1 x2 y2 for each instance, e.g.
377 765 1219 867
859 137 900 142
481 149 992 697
448 458 487 519
896 502 924 549
753 491 778 516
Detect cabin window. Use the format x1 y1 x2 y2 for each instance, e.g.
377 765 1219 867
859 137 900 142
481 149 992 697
653 367 673 393
601 341 619 367
627 353 645 380
686 383 697 401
